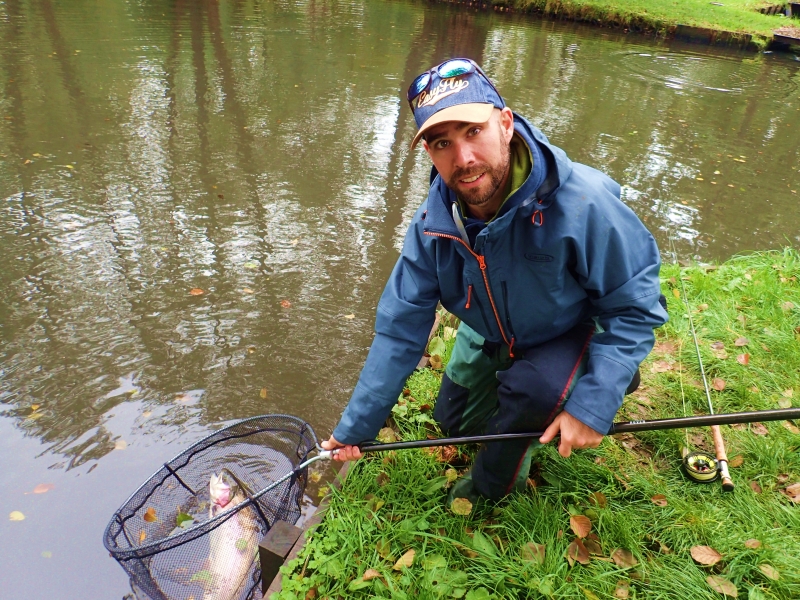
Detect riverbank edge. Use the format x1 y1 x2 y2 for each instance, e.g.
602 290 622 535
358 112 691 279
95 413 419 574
432 0 800 52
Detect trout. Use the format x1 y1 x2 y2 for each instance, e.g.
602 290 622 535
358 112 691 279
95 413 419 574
202 472 260 600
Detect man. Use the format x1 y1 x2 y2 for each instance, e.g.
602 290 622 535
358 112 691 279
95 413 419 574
322 58 668 502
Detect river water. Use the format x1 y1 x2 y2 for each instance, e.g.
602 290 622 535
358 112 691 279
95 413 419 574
0 0 798 597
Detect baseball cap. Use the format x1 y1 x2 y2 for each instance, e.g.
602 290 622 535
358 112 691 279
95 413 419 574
408 58 505 150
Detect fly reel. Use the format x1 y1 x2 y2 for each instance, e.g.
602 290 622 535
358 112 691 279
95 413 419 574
682 450 719 483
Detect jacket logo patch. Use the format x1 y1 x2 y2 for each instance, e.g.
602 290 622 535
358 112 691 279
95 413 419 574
525 253 554 262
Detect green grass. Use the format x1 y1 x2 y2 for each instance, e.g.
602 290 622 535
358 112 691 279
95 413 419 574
275 249 800 600
498 0 799 48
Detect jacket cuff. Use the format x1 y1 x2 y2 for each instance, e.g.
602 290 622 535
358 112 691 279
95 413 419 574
563 354 634 434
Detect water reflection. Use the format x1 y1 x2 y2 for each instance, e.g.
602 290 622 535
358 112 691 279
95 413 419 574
0 0 799 597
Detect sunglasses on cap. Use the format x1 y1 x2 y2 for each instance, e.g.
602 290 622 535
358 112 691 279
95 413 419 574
406 58 500 110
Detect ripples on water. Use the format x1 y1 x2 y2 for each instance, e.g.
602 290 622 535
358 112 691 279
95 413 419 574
0 1 799 597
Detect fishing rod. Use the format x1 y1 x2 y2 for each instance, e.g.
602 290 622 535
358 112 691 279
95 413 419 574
670 240 735 490
318 408 800 455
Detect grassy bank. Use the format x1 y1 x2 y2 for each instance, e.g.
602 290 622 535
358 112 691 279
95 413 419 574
489 0 799 49
276 249 800 600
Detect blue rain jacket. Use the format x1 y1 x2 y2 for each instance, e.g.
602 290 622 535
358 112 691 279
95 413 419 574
333 113 668 444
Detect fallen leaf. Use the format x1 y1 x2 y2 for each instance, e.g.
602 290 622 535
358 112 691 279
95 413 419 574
450 498 473 516
691 545 722 566
584 538 603 555
392 549 415 570
429 355 443 370
736 353 750 365
781 301 794 311
9 511 25 521
242 288 254 294
697 303 709 311
580 586 601 600
114 439 128 450
651 494 668 507
728 456 744 468
375 472 389 487
142 410 152 418
751 423 768 436
783 421 799 434
713 349 729 360
672 288 680 299
32 484 55 494
260 388 267 400
611 548 637 568
758 564 779 580
567 538 590 565
290 238 299 246
189 288 204 296
734 337 749 346
782 389 794 398
777 473 789 484
651 360 673 373
778 398 792 409
362 568 384 582
280 300 291 308
706 575 738 597
750 481 762 494
786 483 800 495
139 529 146 543
31 404 40 411
344 314 355 319
143 507 158 522
614 581 630 599
744 539 761 549
521 542 546 564
710 341 725 350
713 378 726 391
570 515 591 538
588 491 607 508
376 538 391 559
376 428 398 443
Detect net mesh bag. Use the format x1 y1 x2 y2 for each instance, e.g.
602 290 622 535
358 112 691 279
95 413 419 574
103 414 318 600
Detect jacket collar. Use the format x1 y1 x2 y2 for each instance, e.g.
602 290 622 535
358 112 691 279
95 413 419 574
423 113 573 237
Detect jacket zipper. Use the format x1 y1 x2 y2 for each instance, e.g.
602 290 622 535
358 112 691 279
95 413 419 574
425 231 515 357
500 281 517 353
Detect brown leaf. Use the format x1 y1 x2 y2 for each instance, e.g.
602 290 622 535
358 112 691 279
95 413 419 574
777 473 790 483
139 529 146 544
521 541 546 564
653 341 677 356
758 564 780 580
786 483 800 495
143 507 157 523
189 288 204 296
614 581 630 599
713 349 729 360
567 538 590 565
570 515 592 539
259 388 268 400
651 360 673 373
650 494 668 507
672 288 681 299
734 337 749 347
712 378 726 391
362 568 384 582
375 472 389 487
611 548 638 568
710 341 725 350
706 575 738 597
32 484 55 494
781 301 794 311
429 355 443 370
588 491 607 508
728 455 744 468
783 421 800 434
305 588 317 600
736 353 750 365
584 538 603 556
751 422 768 436
691 545 722 566
280 299 292 308
749 481 762 494
392 549 415 570
376 428 398 443
778 397 792 409
744 539 761 549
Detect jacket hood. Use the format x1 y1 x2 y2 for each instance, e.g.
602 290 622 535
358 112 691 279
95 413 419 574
423 113 574 239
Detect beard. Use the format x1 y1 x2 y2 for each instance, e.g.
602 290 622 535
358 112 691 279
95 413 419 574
447 137 511 211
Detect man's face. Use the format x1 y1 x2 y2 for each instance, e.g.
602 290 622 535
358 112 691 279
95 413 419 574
422 108 514 213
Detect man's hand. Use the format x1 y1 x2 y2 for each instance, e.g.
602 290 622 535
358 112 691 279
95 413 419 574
538 412 603 458
321 435 363 462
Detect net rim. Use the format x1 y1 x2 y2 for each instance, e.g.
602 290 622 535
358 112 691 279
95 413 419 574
102 413 317 556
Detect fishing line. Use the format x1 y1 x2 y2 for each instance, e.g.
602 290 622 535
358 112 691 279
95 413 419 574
670 237 734 489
